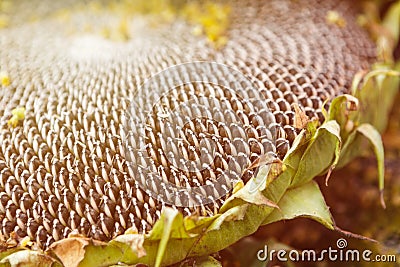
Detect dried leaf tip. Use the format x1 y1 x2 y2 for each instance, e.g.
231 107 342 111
380 190 386 209
292 103 309 129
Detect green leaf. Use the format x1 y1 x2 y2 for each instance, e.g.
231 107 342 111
112 234 147 259
148 208 191 267
290 120 341 187
282 130 309 172
264 181 334 229
149 208 191 240
336 127 360 168
337 123 385 207
327 94 360 143
220 159 284 211
356 123 385 207
355 66 400 132
186 204 272 258
328 95 359 126
338 66 399 167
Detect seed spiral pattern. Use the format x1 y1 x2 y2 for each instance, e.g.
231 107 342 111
0 0 375 249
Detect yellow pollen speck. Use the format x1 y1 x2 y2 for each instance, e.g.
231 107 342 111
326 10 346 28
0 71 11 86
8 107 26 127
191 25 203 36
20 236 33 247
356 15 368 27
182 2 231 48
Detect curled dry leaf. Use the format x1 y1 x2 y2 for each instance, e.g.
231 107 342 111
49 238 89 267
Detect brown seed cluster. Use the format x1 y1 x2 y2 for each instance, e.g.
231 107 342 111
0 0 375 249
